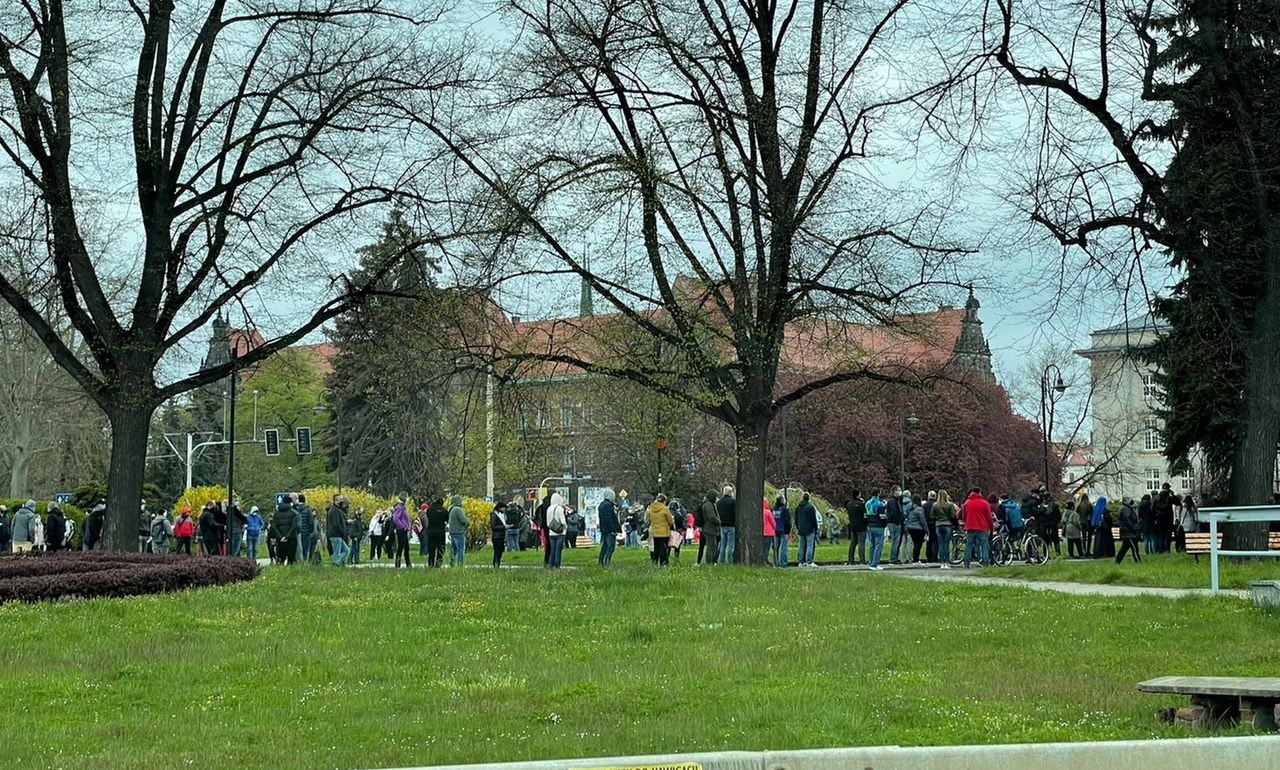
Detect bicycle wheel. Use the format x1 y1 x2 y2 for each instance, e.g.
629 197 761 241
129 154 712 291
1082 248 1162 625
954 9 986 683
991 535 1013 566
1023 534 1049 565
950 534 966 565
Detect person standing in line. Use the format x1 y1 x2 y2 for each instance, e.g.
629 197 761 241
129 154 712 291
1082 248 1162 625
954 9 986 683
138 501 152 553
961 487 993 569
697 491 720 566
905 492 928 564
448 495 469 567
296 494 315 562
368 511 385 560
1153 484 1176 553
761 496 777 565
45 503 66 554
198 503 224 557
490 502 508 568
536 493 551 566
174 507 197 556
416 504 431 557
846 490 867 564
84 503 107 551
1092 496 1115 558
882 486 904 564
326 495 350 566
565 504 580 549
646 494 674 567
269 496 299 564
1063 499 1083 558
794 492 819 567
346 506 365 565
226 499 246 557
424 498 448 567
1177 495 1200 551
0 505 10 553
923 491 938 563
597 490 621 567
775 495 794 567
11 500 38 553
931 490 957 569
391 496 412 568
245 506 265 561
546 492 569 569
505 500 521 553
1138 494 1158 555
1076 495 1094 559
716 485 737 564
1116 496 1142 564
864 490 888 570
150 509 174 555
1043 492 1063 557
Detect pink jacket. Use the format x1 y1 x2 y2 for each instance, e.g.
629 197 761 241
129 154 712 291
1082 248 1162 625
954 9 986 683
763 499 776 537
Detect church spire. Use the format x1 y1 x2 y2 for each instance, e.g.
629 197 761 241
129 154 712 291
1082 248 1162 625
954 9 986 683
579 253 594 317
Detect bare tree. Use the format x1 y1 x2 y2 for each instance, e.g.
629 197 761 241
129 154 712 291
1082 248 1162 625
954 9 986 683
0 0 455 548
422 0 985 564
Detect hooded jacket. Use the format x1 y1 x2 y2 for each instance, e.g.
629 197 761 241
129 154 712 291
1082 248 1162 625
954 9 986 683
448 496 469 535
150 512 173 545
326 502 348 540
425 501 448 535
597 492 621 535
905 501 927 532
762 500 776 538
246 507 265 536
391 501 411 532
699 494 720 536
269 502 298 541
546 493 569 535
346 510 365 540
12 501 38 542
795 497 818 536
646 499 674 538
45 505 67 546
864 495 887 528
297 501 315 535
1119 501 1141 539
962 492 993 532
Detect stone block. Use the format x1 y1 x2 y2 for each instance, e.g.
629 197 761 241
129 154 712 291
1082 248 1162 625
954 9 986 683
1175 704 1207 730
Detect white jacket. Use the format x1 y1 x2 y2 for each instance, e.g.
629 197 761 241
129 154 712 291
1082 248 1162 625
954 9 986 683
547 494 568 536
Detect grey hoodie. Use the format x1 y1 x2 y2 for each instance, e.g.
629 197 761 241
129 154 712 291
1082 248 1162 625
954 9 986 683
448 496 469 534
12 501 38 542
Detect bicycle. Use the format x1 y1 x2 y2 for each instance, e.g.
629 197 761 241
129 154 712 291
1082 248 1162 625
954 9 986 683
993 518 1050 566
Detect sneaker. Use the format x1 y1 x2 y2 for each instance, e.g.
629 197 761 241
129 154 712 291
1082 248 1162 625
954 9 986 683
941 563 950 570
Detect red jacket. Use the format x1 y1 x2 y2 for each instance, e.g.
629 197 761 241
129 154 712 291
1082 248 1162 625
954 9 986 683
962 493 993 532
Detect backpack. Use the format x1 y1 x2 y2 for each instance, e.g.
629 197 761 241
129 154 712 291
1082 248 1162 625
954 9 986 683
175 518 194 539
150 517 169 545
548 508 566 535
64 518 76 545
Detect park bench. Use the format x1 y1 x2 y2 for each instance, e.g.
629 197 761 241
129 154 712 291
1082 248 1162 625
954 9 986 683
1140 676 1280 731
1185 531 1280 562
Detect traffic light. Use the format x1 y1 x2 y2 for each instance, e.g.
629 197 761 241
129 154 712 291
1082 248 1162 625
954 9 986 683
296 426 312 456
264 429 280 456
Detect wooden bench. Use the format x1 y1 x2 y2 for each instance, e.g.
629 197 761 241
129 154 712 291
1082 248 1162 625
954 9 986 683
1139 677 1280 731
1185 531 1280 562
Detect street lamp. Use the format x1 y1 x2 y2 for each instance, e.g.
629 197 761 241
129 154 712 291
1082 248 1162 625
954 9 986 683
1040 364 1068 489
900 408 919 489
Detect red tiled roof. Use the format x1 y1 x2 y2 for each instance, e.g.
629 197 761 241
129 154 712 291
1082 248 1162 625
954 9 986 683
292 342 338 376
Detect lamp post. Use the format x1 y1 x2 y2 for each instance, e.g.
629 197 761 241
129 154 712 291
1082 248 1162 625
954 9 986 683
1040 364 1068 489
900 408 919 490
314 389 341 493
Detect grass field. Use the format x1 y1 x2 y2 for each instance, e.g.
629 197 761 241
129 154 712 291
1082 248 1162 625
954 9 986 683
982 552 1280 590
4 559 1278 770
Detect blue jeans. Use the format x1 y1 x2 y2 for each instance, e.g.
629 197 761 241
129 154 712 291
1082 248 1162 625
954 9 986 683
776 534 790 567
300 532 313 561
449 533 466 566
548 534 566 568
348 538 361 564
599 533 617 566
247 534 259 561
506 530 520 552
936 525 953 564
798 533 817 565
231 531 243 557
763 535 776 564
866 528 886 568
719 527 736 564
888 523 903 561
964 530 989 568
329 537 349 566
626 529 639 547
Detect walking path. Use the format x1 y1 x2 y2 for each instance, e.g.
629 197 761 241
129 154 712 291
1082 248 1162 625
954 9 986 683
881 570 1250 600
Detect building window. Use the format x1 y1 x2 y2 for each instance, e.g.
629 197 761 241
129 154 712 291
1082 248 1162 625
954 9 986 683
538 407 549 430
581 402 594 427
1141 372 1160 400
560 447 574 469
1180 473 1195 492
1144 417 1163 451
518 411 528 432
560 405 575 430
1146 468 1162 492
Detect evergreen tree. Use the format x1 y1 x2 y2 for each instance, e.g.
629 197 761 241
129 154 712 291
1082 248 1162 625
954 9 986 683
327 211 449 497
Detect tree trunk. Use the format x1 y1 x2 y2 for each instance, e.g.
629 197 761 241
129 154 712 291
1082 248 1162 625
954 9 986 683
1225 227 1280 552
8 413 31 498
734 417 770 566
103 402 157 551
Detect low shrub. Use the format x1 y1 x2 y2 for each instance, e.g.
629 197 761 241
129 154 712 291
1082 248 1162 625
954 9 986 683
0 552 259 604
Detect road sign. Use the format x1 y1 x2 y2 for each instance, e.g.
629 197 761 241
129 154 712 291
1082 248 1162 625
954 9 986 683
264 429 280 456
54 492 72 505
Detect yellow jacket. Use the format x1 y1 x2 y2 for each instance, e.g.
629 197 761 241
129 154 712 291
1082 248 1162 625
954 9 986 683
646 502 674 538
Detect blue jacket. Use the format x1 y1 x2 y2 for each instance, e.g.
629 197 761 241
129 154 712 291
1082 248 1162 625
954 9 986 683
597 498 620 535
794 500 818 536
1091 497 1108 528
1003 500 1024 528
246 510 265 536
864 496 886 527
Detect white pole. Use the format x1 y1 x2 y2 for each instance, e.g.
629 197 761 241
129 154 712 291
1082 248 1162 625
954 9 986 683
1210 513 1219 596
485 370 495 501
186 433 195 491
253 390 259 442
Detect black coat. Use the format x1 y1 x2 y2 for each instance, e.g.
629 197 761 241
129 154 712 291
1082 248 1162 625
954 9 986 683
1119 504 1141 539
597 498 620 535
1137 500 1155 535
490 509 507 540
717 495 737 527
847 499 867 532
426 504 449 535
794 501 818 536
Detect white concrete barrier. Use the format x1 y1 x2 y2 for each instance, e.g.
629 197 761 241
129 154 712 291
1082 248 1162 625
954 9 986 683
388 736 1280 770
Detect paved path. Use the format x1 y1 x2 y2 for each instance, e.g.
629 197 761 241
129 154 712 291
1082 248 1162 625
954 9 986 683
884 570 1250 600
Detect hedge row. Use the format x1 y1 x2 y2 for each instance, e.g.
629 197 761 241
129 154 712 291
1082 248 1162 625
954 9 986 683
0 553 259 604
0 551 194 579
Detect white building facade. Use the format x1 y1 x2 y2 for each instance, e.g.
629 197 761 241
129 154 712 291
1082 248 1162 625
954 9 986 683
1076 314 1200 501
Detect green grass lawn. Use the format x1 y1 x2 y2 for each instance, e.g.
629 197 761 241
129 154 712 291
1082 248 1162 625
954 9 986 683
981 552 1280 590
4 561 1278 770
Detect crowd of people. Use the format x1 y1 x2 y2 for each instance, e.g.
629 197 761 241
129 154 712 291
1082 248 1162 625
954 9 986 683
0 479 1208 573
